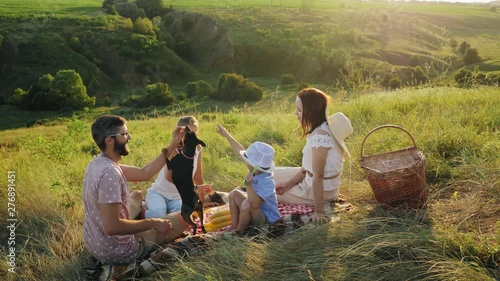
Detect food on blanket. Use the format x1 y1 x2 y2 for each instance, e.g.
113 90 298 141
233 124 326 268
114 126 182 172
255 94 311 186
203 208 232 231
209 208 230 220
210 214 231 225
204 219 231 232
204 222 216 232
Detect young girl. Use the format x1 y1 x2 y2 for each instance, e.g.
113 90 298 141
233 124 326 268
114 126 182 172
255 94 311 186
145 116 217 219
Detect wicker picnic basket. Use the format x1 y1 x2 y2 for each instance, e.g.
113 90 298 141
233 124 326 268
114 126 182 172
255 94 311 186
359 125 427 208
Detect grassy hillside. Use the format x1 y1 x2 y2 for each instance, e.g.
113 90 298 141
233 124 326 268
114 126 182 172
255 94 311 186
1 0 499 108
0 2 499 279
0 86 499 280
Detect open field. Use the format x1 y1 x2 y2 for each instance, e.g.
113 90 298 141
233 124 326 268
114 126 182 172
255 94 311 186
1 0 496 14
0 1 499 279
1 86 499 280
0 0 102 15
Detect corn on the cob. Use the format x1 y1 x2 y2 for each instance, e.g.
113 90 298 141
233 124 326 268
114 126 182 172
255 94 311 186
209 208 230 219
210 214 231 225
204 219 232 232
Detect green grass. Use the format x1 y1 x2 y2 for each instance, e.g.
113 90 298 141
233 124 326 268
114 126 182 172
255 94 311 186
1 2 500 279
2 0 500 104
0 86 499 280
0 0 494 15
171 0 495 15
0 0 103 15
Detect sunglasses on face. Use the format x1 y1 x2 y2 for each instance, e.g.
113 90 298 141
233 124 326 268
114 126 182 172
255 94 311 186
108 132 131 138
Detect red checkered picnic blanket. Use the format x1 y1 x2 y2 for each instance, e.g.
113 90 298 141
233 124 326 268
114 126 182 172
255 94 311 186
192 203 314 234
277 202 313 216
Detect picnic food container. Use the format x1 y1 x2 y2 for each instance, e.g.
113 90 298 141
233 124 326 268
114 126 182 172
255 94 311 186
359 125 427 208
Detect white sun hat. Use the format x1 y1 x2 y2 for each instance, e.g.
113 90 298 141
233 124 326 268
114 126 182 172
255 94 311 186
327 112 354 158
239 141 275 172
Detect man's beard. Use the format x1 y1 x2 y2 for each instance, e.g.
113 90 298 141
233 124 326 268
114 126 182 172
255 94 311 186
114 141 129 156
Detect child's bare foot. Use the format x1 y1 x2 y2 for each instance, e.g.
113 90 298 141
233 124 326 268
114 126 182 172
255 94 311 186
224 226 234 232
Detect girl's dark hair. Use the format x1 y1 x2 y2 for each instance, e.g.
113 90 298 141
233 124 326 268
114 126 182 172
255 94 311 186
297 88 330 136
91 115 126 150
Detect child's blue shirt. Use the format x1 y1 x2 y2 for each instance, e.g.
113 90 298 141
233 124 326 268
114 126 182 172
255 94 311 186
252 172 281 223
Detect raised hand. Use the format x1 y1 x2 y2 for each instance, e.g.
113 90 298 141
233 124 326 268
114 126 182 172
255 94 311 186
171 126 185 145
215 124 229 138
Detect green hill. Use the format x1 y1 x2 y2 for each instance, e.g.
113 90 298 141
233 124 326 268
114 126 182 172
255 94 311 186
1 0 499 108
0 2 499 280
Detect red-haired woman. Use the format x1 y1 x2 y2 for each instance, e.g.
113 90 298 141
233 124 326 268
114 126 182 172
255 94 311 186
274 88 353 224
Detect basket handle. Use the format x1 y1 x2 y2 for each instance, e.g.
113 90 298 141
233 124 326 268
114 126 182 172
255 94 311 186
360 125 418 158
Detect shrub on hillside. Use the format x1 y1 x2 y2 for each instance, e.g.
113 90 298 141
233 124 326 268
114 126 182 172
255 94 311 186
8 88 29 108
120 34 162 58
410 66 428 85
389 77 402 90
215 73 263 102
134 17 154 35
383 67 428 88
105 4 118 15
186 80 214 98
476 72 499 85
69 36 83 52
145 82 175 104
475 73 487 85
448 38 458 50
454 68 473 84
326 48 350 80
409 55 420 67
462 48 481 65
50 70 95 109
136 0 166 18
280 73 296 85
458 41 470 55
115 2 146 21
9 70 95 111
163 13 175 26
102 0 114 9
124 82 175 107
122 18 134 31
186 82 197 98
241 83 263 101
39 74 54 91
485 73 500 85
381 72 394 89
297 81 310 91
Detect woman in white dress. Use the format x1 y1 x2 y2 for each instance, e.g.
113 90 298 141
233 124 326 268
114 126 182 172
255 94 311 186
274 88 353 223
